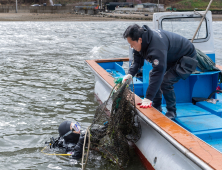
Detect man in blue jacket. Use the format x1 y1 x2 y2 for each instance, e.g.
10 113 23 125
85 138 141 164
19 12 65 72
122 24 197 119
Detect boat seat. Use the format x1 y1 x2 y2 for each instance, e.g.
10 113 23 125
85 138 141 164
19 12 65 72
143 59 221 103
173 71 220 103
196 100 222 117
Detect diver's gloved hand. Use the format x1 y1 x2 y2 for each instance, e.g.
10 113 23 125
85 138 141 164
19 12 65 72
72 134 85 159
138 98 152 108
122 74 132 83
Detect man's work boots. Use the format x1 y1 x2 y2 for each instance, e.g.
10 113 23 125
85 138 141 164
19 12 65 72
165 111 177 120
72 134 85 159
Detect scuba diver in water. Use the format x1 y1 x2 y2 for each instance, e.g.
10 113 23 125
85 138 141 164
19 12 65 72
46 120 86 159
45 120 109 160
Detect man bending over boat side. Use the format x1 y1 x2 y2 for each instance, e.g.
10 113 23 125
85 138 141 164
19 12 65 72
122 24 198 119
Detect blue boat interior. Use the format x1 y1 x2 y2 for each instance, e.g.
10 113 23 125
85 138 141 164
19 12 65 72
98 54 222 153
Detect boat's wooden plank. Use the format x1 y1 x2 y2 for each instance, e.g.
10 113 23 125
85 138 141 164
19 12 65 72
86 58 222 169
94 58 129 63
86 60 116 87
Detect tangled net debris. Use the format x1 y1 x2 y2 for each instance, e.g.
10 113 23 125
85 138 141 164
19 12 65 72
89 78 142 169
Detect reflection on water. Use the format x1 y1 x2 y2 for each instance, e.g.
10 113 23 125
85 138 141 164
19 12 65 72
0 21 222 170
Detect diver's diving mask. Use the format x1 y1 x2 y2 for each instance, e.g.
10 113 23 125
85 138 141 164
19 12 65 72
71 122 81 133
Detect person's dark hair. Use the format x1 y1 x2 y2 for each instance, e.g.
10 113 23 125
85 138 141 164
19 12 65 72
123 24 144 41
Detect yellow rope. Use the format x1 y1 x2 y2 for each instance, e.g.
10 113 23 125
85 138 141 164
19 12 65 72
41 146 71 156
41 127 92 169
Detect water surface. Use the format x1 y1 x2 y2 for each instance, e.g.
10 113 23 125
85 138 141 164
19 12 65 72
0 21 221 170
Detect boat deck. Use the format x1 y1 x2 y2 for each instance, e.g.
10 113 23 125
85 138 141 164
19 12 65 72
162 102 222 152
86 58 222 169
97 60 222 154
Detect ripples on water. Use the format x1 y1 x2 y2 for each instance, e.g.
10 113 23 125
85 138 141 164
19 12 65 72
0 21 221 170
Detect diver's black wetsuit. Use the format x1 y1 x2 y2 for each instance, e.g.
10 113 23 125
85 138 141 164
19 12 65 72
128 25 197 115
49 134 85 159
47 120 107 159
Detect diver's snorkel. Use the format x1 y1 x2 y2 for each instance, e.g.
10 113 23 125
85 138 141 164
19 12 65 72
61 130 73 138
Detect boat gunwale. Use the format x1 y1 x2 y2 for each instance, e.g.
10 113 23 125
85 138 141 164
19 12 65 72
86 58 222 170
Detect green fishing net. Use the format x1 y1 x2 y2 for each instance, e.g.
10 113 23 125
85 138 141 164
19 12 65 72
89 78 141 169
195 48 222 83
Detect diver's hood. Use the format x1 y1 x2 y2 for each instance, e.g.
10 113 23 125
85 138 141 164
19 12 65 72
58 120 80 144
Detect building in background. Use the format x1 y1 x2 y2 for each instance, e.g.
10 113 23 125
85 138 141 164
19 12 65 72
136 3 164 12
106 2 133 10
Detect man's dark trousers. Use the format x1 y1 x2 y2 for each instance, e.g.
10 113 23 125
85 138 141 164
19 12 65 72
150 67 181 115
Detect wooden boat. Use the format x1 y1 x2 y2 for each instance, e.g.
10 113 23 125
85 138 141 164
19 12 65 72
86 11 222 169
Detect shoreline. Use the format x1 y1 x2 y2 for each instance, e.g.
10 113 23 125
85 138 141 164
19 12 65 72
0 13 138 22
0 13 222 21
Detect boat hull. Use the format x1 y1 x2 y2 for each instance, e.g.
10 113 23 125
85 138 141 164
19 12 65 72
88 61 213 170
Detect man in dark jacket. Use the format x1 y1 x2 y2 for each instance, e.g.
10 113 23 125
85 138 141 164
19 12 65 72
122 24 197 119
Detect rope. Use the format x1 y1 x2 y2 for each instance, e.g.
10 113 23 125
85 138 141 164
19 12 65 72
81 77 128 170
82 127 91 170
41 79 121 168
81 81 119 170
41 146 71 156
208 90 222 99
191 0 214 43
